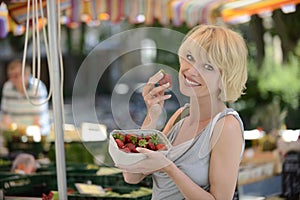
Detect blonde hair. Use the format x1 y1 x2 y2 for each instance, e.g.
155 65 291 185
180 25 248 102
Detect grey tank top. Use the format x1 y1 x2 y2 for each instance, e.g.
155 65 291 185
151 105 245 200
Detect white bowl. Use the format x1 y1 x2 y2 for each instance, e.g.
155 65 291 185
108 129 172 166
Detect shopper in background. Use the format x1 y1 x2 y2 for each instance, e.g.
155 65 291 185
118 25 248 199
11 153 39 174
1 59 50 136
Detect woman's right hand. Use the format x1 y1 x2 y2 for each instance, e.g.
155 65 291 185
142 70 172 122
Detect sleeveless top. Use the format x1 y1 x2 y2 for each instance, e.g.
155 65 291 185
151 105 245 200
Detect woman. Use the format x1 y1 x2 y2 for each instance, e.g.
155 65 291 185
117 25 248 200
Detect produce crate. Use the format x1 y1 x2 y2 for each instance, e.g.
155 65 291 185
67 186 152 200
0 172 57 197
67 173 152 188
37 162 100 174
0 171 19 179
0 169 153 198
0 159 11 172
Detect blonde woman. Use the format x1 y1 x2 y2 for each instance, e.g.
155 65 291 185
118 25 248 200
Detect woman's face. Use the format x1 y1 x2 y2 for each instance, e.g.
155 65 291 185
178 42 222 99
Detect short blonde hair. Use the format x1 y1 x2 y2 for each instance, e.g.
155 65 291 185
180 25 248 102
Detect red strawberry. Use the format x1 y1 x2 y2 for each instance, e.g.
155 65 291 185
158 72 172 86
137 135 144 142
115 139 124 148
112 132 125 142
156 143 167 151
124 143 139 153
147 141 156 151
120 147 131 153
125 133 138 145
145 135 151 141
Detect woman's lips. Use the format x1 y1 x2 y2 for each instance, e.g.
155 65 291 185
184 76 201 87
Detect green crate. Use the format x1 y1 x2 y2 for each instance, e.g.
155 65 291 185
67 186 152 200
0 168 153 198
0 159 11 172
0 172 19 179
36 163 100 175
0 172 57 197
67 172 152 188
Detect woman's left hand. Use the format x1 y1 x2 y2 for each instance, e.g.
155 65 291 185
116 147 172 174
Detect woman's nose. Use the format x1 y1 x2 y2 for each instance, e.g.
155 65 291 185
187 65 201 76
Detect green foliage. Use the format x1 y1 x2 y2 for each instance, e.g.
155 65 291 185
251 97 288 133
256 53 300 109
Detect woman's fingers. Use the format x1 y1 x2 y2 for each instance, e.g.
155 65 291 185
146 94 172 105
142 71 166 98
142 70 171 113
148 70 164 84
151 82 171 96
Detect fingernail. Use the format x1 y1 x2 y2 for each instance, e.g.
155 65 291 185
158 71 164 77
166 94 172 98
164 82 170 87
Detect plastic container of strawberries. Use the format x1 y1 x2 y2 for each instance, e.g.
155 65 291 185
108 129 172 166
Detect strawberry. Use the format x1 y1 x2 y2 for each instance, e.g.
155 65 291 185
124 143 139 153
137 134 144 142
138 138 148 148
145 135 151 141
149 133 159 145
156 143 167 151
120 147 131 153
125 133 138 145
147 141 156 151
112 132 125 142
158 71 172 86
115 139 124 148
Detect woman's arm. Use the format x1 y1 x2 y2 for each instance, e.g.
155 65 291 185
162 115 243 200
209 115 243 199
122 172 147 184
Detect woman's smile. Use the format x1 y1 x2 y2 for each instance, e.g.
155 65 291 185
183 75 201 87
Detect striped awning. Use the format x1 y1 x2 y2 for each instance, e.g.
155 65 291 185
0 0 299 38
220 0 300 23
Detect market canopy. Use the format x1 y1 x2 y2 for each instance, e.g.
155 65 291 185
1 0 300 38
220 0 300 23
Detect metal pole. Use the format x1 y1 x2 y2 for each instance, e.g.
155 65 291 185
46 1 67 199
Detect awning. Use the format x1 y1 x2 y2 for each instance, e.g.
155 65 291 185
220 0 300 24
1 0 300 39
0 0 223 38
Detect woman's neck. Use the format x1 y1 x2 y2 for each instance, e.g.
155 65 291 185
188 96 226 125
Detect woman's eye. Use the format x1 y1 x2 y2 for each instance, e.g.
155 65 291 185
186 54 195 62
204 64 214 71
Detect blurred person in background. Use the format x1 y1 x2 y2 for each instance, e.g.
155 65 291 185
11 153 39 174
1 59 50 136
